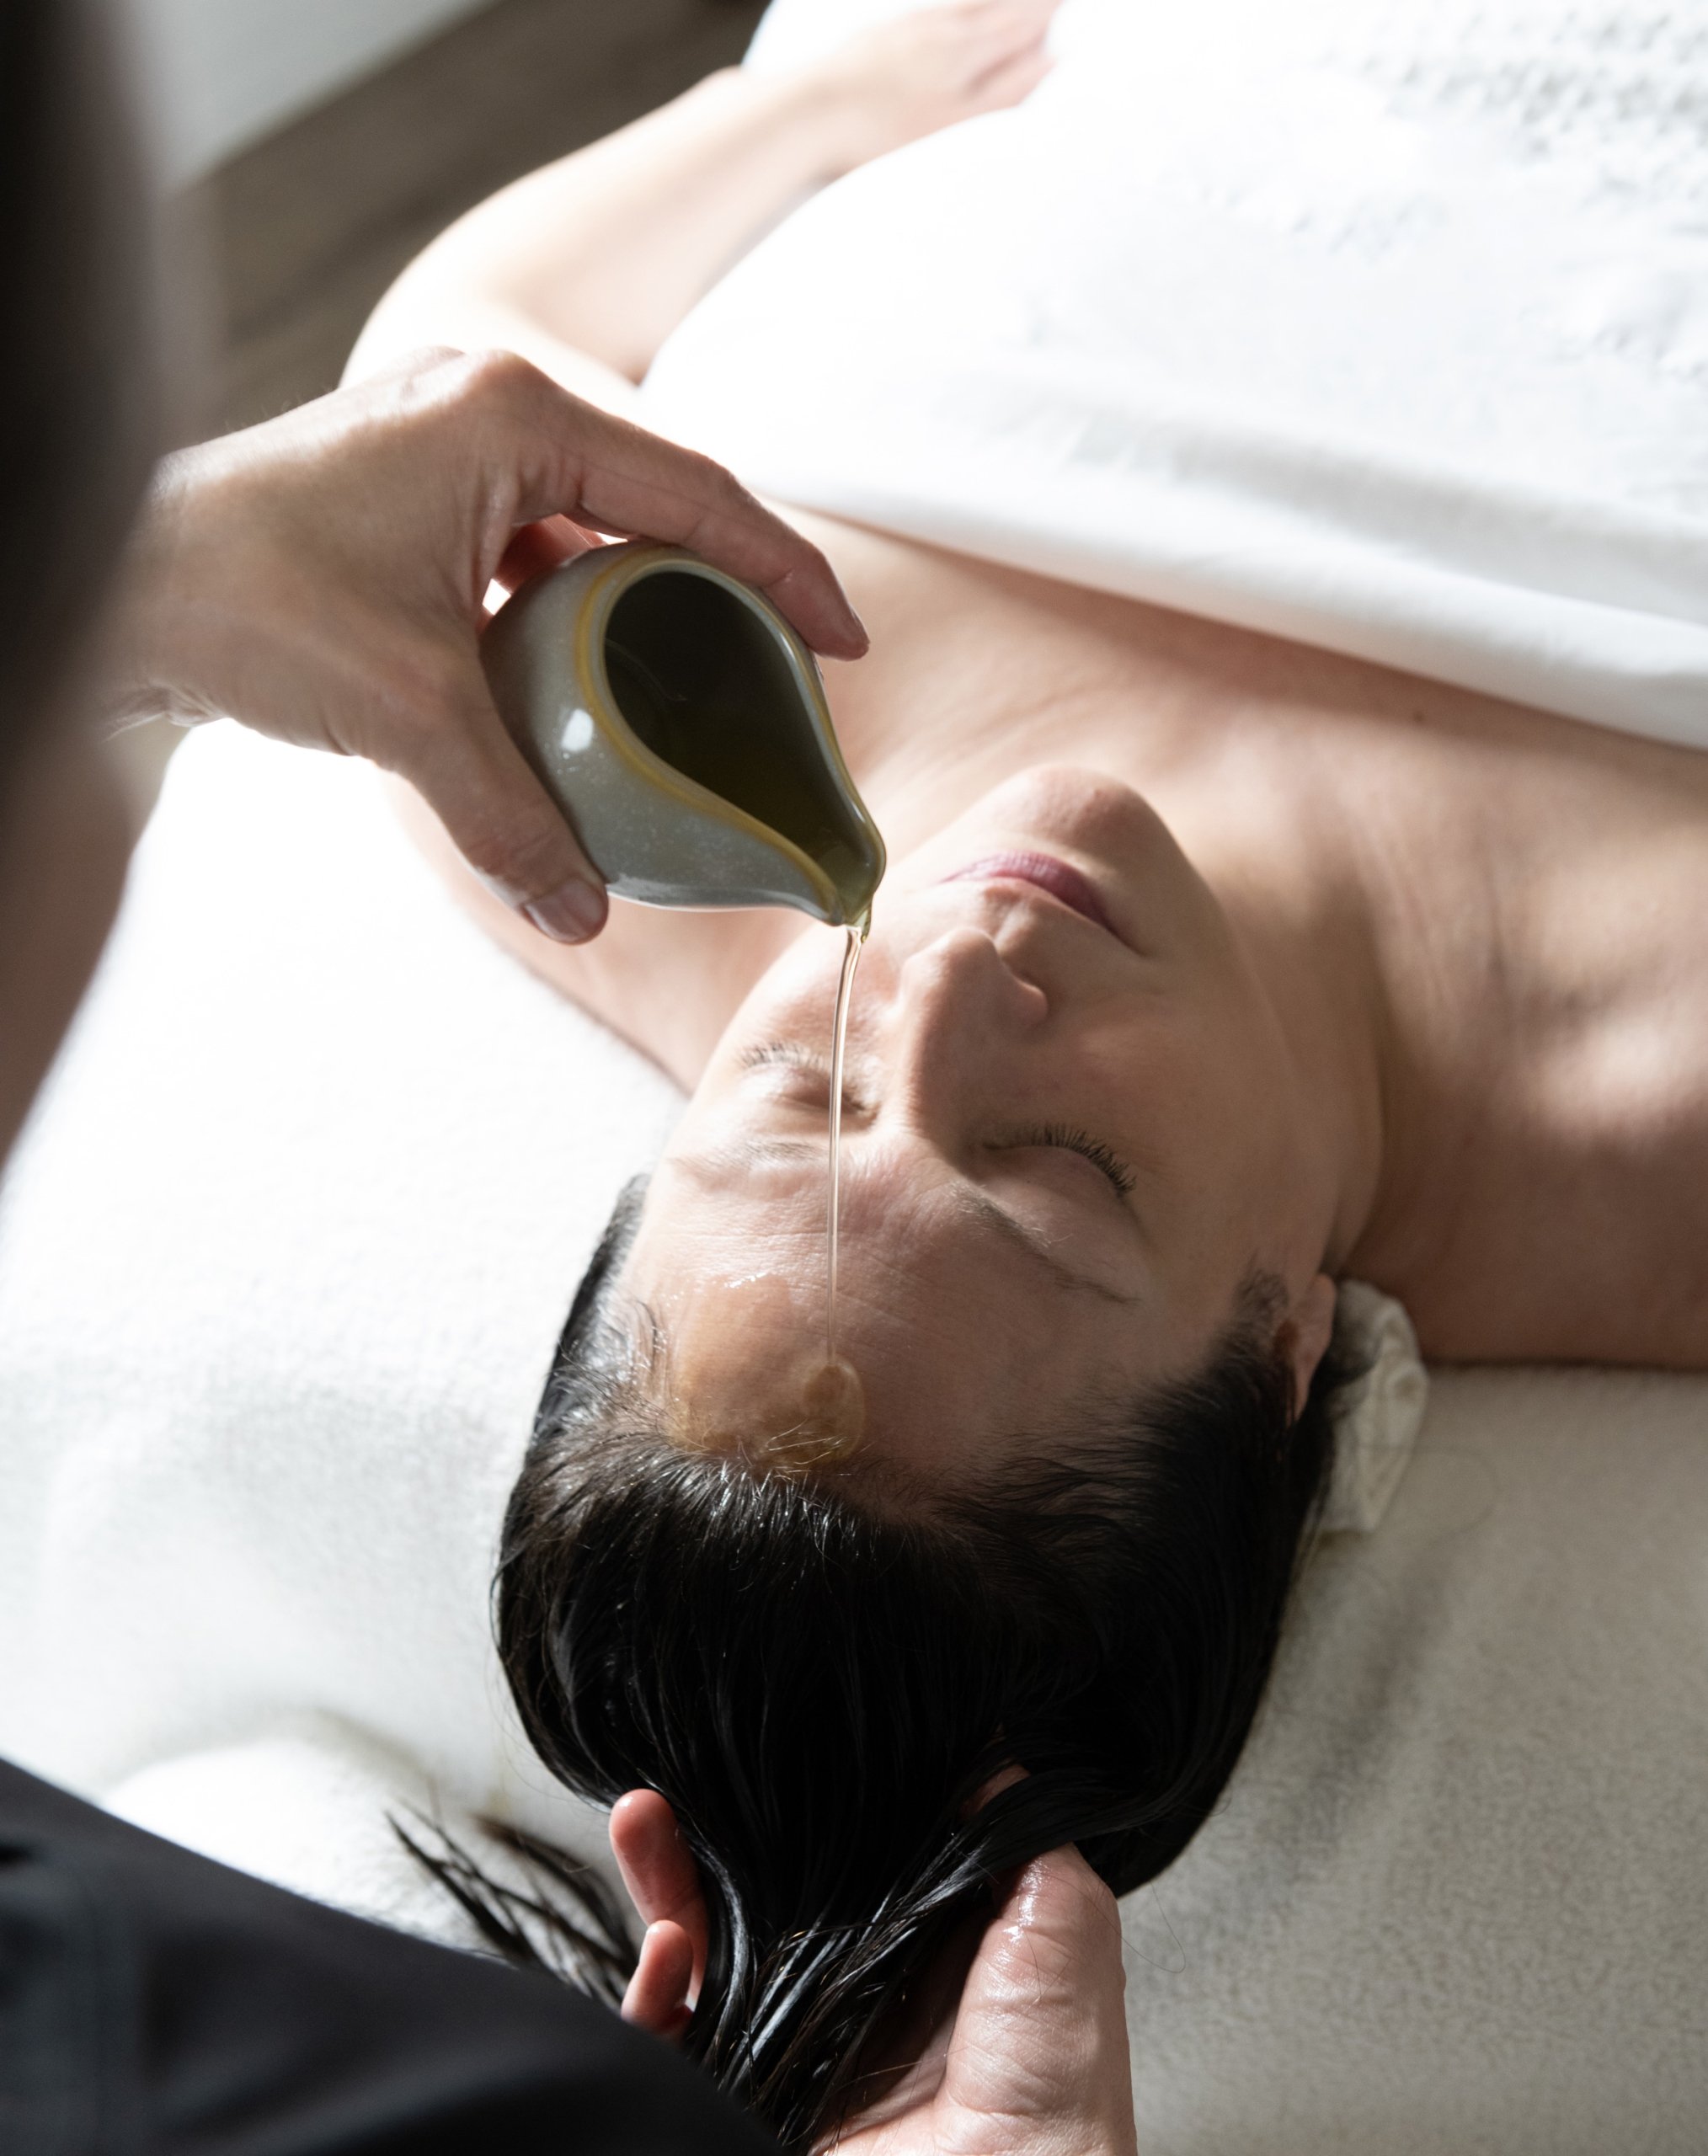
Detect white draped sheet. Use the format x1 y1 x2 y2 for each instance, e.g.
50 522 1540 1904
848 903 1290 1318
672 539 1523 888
643 0 1708 748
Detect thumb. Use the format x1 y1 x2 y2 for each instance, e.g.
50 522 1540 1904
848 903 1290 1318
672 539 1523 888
392 679 609 942
941 1846 1135 2155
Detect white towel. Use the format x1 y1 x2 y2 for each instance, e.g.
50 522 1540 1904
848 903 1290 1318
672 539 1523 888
641 0 1708 749
1123 1364 1708 2154
1 727 1704 2154
0 728 679 1875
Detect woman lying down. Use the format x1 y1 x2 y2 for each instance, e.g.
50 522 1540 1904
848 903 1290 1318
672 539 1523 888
350 2 1708 2144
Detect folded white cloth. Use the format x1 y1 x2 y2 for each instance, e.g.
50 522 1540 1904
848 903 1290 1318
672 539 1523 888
642 0 1708 749
1322 1283 1429 1535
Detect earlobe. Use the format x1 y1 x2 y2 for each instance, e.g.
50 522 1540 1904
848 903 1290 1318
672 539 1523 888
1287 1273 1339 1418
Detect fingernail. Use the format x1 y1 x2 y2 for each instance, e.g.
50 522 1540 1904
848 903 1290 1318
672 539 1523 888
523 878 606 943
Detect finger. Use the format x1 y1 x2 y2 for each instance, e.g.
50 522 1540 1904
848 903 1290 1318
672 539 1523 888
970 39 1054 106
942 1843 1134 2139
566 435 866 661
492 515 601 600
610 1789 710 1999
962 0 1059 46
968 1763 1027 1812
952 0 1060 68
994 1845 1128 2002
621 1919 696 2041
999 1844 1127 1972
491 371 868 660
393 672 609 940
979 0 1065 31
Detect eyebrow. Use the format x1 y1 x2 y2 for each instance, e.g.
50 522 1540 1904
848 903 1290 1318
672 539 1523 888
952 1181 1140 1305
681 1135 1141 1306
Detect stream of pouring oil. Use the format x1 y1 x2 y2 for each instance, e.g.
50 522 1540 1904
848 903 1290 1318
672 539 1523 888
825 915 868 1364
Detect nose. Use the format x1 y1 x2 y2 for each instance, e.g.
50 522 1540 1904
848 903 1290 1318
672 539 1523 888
883 926 1048 1135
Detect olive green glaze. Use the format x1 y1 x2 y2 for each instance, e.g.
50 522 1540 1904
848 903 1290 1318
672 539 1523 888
481 542 885 926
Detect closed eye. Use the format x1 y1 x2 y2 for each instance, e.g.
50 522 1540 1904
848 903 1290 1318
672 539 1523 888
739 1039 871 1114
740 1045 1135 1201
1008 1124 1136 1199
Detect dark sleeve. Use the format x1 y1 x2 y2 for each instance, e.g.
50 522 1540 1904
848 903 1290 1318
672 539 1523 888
0 1758 779 2156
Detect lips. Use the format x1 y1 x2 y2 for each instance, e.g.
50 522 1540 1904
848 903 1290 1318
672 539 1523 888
940 851 1117 935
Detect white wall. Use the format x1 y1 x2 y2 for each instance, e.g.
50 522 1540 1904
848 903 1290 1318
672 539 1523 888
129 0 497 185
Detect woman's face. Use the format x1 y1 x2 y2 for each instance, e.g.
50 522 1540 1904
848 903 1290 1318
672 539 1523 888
624 766 1335 1476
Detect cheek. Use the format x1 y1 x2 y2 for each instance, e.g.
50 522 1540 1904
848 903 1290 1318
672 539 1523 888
1106 997 1296 1284
1081 998 1236 1167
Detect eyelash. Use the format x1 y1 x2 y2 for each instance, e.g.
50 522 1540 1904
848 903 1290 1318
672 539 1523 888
740 1042 819 1074
1022 1123 1137 1199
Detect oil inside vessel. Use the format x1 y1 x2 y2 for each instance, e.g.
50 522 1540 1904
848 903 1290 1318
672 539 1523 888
604 568 877 925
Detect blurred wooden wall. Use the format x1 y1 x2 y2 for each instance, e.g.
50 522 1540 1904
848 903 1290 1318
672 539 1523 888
187 0 767 430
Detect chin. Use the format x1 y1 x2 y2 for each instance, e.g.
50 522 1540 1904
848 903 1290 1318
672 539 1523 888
959 764 1172 852
892 766 1189 905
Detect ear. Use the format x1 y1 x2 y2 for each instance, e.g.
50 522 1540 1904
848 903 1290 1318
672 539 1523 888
1285 1273 1338 1418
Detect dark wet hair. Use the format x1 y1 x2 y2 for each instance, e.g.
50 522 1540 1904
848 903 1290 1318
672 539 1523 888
1 0 157 788
468 1177 1352 2148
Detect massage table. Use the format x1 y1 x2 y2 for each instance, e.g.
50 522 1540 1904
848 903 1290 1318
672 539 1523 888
3 0 1705 2143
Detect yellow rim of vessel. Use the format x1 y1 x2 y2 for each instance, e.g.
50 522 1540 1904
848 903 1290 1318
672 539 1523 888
571 545 881 923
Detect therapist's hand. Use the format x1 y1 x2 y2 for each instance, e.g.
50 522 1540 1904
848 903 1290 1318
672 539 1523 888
611 1789 1138 2156
107 348 867 944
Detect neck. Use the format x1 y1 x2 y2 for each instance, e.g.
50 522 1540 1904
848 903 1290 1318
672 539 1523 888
1180 790 1393 1282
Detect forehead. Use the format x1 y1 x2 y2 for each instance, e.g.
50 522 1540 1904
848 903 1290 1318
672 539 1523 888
623 1154 1180 1477
646 1131 1141 1308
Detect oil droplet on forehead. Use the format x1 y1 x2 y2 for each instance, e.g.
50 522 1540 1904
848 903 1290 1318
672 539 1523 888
670 1348 865 1470
801 1354 864 1445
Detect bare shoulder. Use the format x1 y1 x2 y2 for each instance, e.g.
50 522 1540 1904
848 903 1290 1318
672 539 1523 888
1350 707 1708 1371
386 775 790 1089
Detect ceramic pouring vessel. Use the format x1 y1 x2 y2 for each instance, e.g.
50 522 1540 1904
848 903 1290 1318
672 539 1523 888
482 542 885 926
